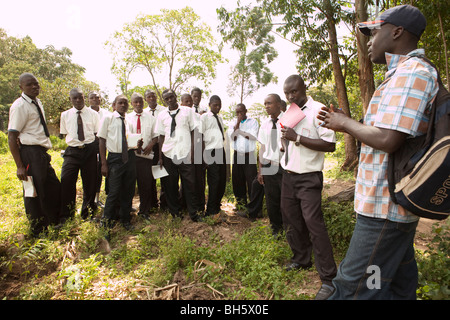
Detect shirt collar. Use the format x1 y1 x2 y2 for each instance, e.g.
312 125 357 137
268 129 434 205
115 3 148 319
113 110 125 118
21 93 38 104
385 49 425 72
72 106 87 113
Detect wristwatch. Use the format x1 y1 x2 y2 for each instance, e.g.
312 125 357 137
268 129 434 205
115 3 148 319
295 134 301 146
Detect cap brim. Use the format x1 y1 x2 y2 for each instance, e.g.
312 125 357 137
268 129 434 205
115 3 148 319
357 20 384 36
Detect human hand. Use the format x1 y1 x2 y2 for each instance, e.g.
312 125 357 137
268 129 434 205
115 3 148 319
17 165 28 181
281 126 297 142
101 163 108 178
317 104 348 132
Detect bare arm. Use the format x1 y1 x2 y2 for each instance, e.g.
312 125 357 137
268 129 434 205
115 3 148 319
158 135 165 168
317 106 407 154
281 127 336 153
8 131 27 181
99 137 108 177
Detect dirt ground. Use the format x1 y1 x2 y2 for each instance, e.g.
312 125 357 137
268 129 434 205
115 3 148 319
0 176 442 300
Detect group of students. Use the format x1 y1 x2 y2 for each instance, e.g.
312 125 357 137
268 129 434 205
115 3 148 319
7 71 338 300
7 4 440 301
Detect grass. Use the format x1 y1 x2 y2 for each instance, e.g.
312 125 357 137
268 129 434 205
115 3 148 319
0 133 448 300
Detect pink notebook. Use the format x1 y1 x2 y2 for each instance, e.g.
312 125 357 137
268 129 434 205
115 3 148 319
279 103 306 128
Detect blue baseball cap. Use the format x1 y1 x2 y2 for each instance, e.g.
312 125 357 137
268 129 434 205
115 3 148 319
358 5 426 39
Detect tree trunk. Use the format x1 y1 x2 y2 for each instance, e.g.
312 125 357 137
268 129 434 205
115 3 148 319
355 0 375 115
437 11 449 90
324 0 358 171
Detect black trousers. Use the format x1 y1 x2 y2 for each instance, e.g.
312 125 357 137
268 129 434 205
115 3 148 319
246 178 264 218
94 140 103 194
60 142 98 220
135 155 158 214
281 171 337 285
161 154 201 220
204 148 226 216
262 164 284 234
19 145 61 236
232 151 257 206
102 151 136 225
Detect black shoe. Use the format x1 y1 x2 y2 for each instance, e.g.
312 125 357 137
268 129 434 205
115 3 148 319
122 222 134 231
191 215 204 222
139 212 151 221
236 211 256 221
314 284 335 300
284 262 312 271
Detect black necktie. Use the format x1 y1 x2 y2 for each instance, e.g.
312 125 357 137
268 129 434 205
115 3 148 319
120 117 128 163
170 109 180 138
32 100 49 137
77 110 85 141
151 109 155 116
214 114 224 140
271 118 278 152
194 105 199 113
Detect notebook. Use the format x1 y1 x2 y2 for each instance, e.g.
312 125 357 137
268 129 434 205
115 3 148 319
279 103 306 128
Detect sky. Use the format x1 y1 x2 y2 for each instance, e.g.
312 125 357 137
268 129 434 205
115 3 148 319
0 0 299 110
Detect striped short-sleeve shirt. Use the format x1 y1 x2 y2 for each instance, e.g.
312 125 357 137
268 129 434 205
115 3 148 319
355 49 439 223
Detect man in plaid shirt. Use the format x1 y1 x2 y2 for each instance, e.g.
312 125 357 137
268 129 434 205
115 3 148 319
318 5 439 299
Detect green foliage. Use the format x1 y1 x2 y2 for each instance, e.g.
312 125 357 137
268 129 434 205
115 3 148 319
49 135 67 151
416 221 450 300
0 131 8 154
322 199 356 258
105 7 224 101
0 28 101 129
217 4 278 103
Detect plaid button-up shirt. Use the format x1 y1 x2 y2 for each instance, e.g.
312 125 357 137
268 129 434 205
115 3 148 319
355 49 439 223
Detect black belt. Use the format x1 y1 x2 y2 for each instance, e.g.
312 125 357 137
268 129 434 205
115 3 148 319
68 142 95 149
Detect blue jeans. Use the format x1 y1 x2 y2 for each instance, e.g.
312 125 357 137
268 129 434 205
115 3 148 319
329 214 418 300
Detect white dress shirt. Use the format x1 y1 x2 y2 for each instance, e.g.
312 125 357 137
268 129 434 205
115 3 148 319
60 106 99 147
8 93 52 149
155 106 197 160
200 111 226 150
144 104 166 118
126 111 157 157
280 97 336 174
97 111 133 153
258 112 284 164
228 117 259 153
89 106 111 122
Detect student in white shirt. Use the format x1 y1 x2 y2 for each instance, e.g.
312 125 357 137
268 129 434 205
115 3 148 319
201 95 227 217
126 92 158 219
256 93 285 235
98 95 138 238
60 88 100 221
228 103 259 208
180 93 206 212
144 89 167 209
7 73 61 237
280 74 337 299
155 89 202 222
191 87 207 115
88 91 110 208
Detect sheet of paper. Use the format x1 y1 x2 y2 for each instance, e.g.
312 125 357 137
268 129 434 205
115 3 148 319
23 176 37 197
152 165 169 179
127 133 142 149
279 103 306 128
135 150 154 160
